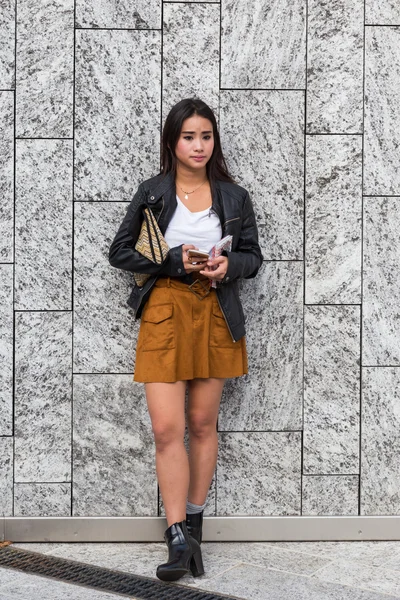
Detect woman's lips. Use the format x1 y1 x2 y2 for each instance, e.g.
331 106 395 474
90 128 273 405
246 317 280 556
191 156 205 161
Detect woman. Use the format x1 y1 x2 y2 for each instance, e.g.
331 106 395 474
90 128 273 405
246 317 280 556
109 98 263 582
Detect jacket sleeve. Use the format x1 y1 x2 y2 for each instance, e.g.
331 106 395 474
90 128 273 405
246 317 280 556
108 183 186 279
219 191 264 284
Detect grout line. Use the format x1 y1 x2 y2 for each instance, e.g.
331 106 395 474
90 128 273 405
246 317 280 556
359 0 366 517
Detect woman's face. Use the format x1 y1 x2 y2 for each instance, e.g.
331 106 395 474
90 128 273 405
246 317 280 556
174 114 215 172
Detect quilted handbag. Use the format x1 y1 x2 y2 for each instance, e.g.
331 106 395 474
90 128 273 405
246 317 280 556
133 206 170 287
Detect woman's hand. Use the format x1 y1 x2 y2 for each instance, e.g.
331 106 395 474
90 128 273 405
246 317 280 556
199 256 229 281
181 244 208 274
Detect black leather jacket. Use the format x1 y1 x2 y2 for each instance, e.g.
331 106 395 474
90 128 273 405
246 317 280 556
108 170 263 342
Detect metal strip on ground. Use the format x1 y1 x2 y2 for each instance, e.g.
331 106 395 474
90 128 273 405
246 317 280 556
0 544 241 600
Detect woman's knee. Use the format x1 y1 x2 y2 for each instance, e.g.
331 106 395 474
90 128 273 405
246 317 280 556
152 422 184 451
187 412 217 439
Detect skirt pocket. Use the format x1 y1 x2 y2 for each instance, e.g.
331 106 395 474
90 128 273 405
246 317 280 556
141 303 175 351
209 302 237 348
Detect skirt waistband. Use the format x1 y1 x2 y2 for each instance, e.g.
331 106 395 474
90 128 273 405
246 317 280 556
155 275 216 298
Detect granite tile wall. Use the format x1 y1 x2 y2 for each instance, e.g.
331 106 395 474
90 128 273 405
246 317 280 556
1 0 400 520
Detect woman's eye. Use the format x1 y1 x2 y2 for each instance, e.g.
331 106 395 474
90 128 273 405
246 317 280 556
183 136 192 140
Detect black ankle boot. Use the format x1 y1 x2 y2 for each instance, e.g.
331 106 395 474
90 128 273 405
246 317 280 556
156 519 205 581
186 510 204 545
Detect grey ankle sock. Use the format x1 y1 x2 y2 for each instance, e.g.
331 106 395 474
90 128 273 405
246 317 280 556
186 499 206 514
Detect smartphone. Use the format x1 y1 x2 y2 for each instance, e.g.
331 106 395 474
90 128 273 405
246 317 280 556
187 249 210 260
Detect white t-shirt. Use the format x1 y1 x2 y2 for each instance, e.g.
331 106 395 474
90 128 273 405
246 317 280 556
164 195 222 253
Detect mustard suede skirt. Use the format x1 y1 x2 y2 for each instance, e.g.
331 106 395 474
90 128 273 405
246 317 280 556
133 275 248 383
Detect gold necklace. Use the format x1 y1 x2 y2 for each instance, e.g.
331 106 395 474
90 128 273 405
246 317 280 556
177 178 208 200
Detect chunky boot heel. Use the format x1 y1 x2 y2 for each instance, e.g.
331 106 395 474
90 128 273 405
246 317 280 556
156 520 195 582
189 545 205 577
186 510 204 545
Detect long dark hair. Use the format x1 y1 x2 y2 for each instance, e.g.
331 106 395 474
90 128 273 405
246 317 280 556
160 98 236 187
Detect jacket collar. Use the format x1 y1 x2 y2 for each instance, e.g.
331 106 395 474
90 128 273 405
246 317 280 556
147 171 175 204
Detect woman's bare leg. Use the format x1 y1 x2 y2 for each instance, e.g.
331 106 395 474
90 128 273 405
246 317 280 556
186 377 226 505
145 380 188 527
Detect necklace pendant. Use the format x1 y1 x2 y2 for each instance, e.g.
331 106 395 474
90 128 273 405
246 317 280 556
184 194 188 200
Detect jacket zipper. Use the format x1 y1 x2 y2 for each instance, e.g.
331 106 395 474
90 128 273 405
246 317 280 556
156 196 165 224
223 216 240 226
215 290 236 343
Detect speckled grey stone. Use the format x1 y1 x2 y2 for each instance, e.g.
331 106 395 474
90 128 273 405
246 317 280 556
313 558 400 597
74 29 161 202
0 0 15 88
302 476 359 515
307 0 363 133
162 3 219 117
306 135 362 304
14 483 71 517
0 437 13 516
16 0 74 137
219 262 303 431
73 375 156 516
76 0 161 28
0 92 14 262
15 140 73 311
74 202 139 373
195 562 392 600
366 0 400 24
10 539 333 586
217 432 301 515
303 306 360 475
14 311 72 482
363 197 400 366
0 266 13 436
220 90 304 260
361 368 400 515
221 0 306 88
364 27 400 195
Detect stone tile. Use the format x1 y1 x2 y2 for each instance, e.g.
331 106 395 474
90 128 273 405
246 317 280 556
302 476 359 515
72 375 157 516
14 312 72 483
219 263 303 431
0 0 15 89
363 197 400 365
219 90 304 261
361 368 400 515
196 562 393 600
75 29 161 202
0 567 123 599
366 0 400 24
0 92 13 262
10 540 331 588
313 558 400 597
0 265 13 436
76 0 161 28
0 438 13 516
303 306 360 475
15 139 73 311
266 541 400 567
305 135 362 304
162 3 219 116
221 0 306 88
14 484 71 517
74 202 140 373
364 27 400 195
217 432 301 515
307 0 363 133
16 0 73 137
